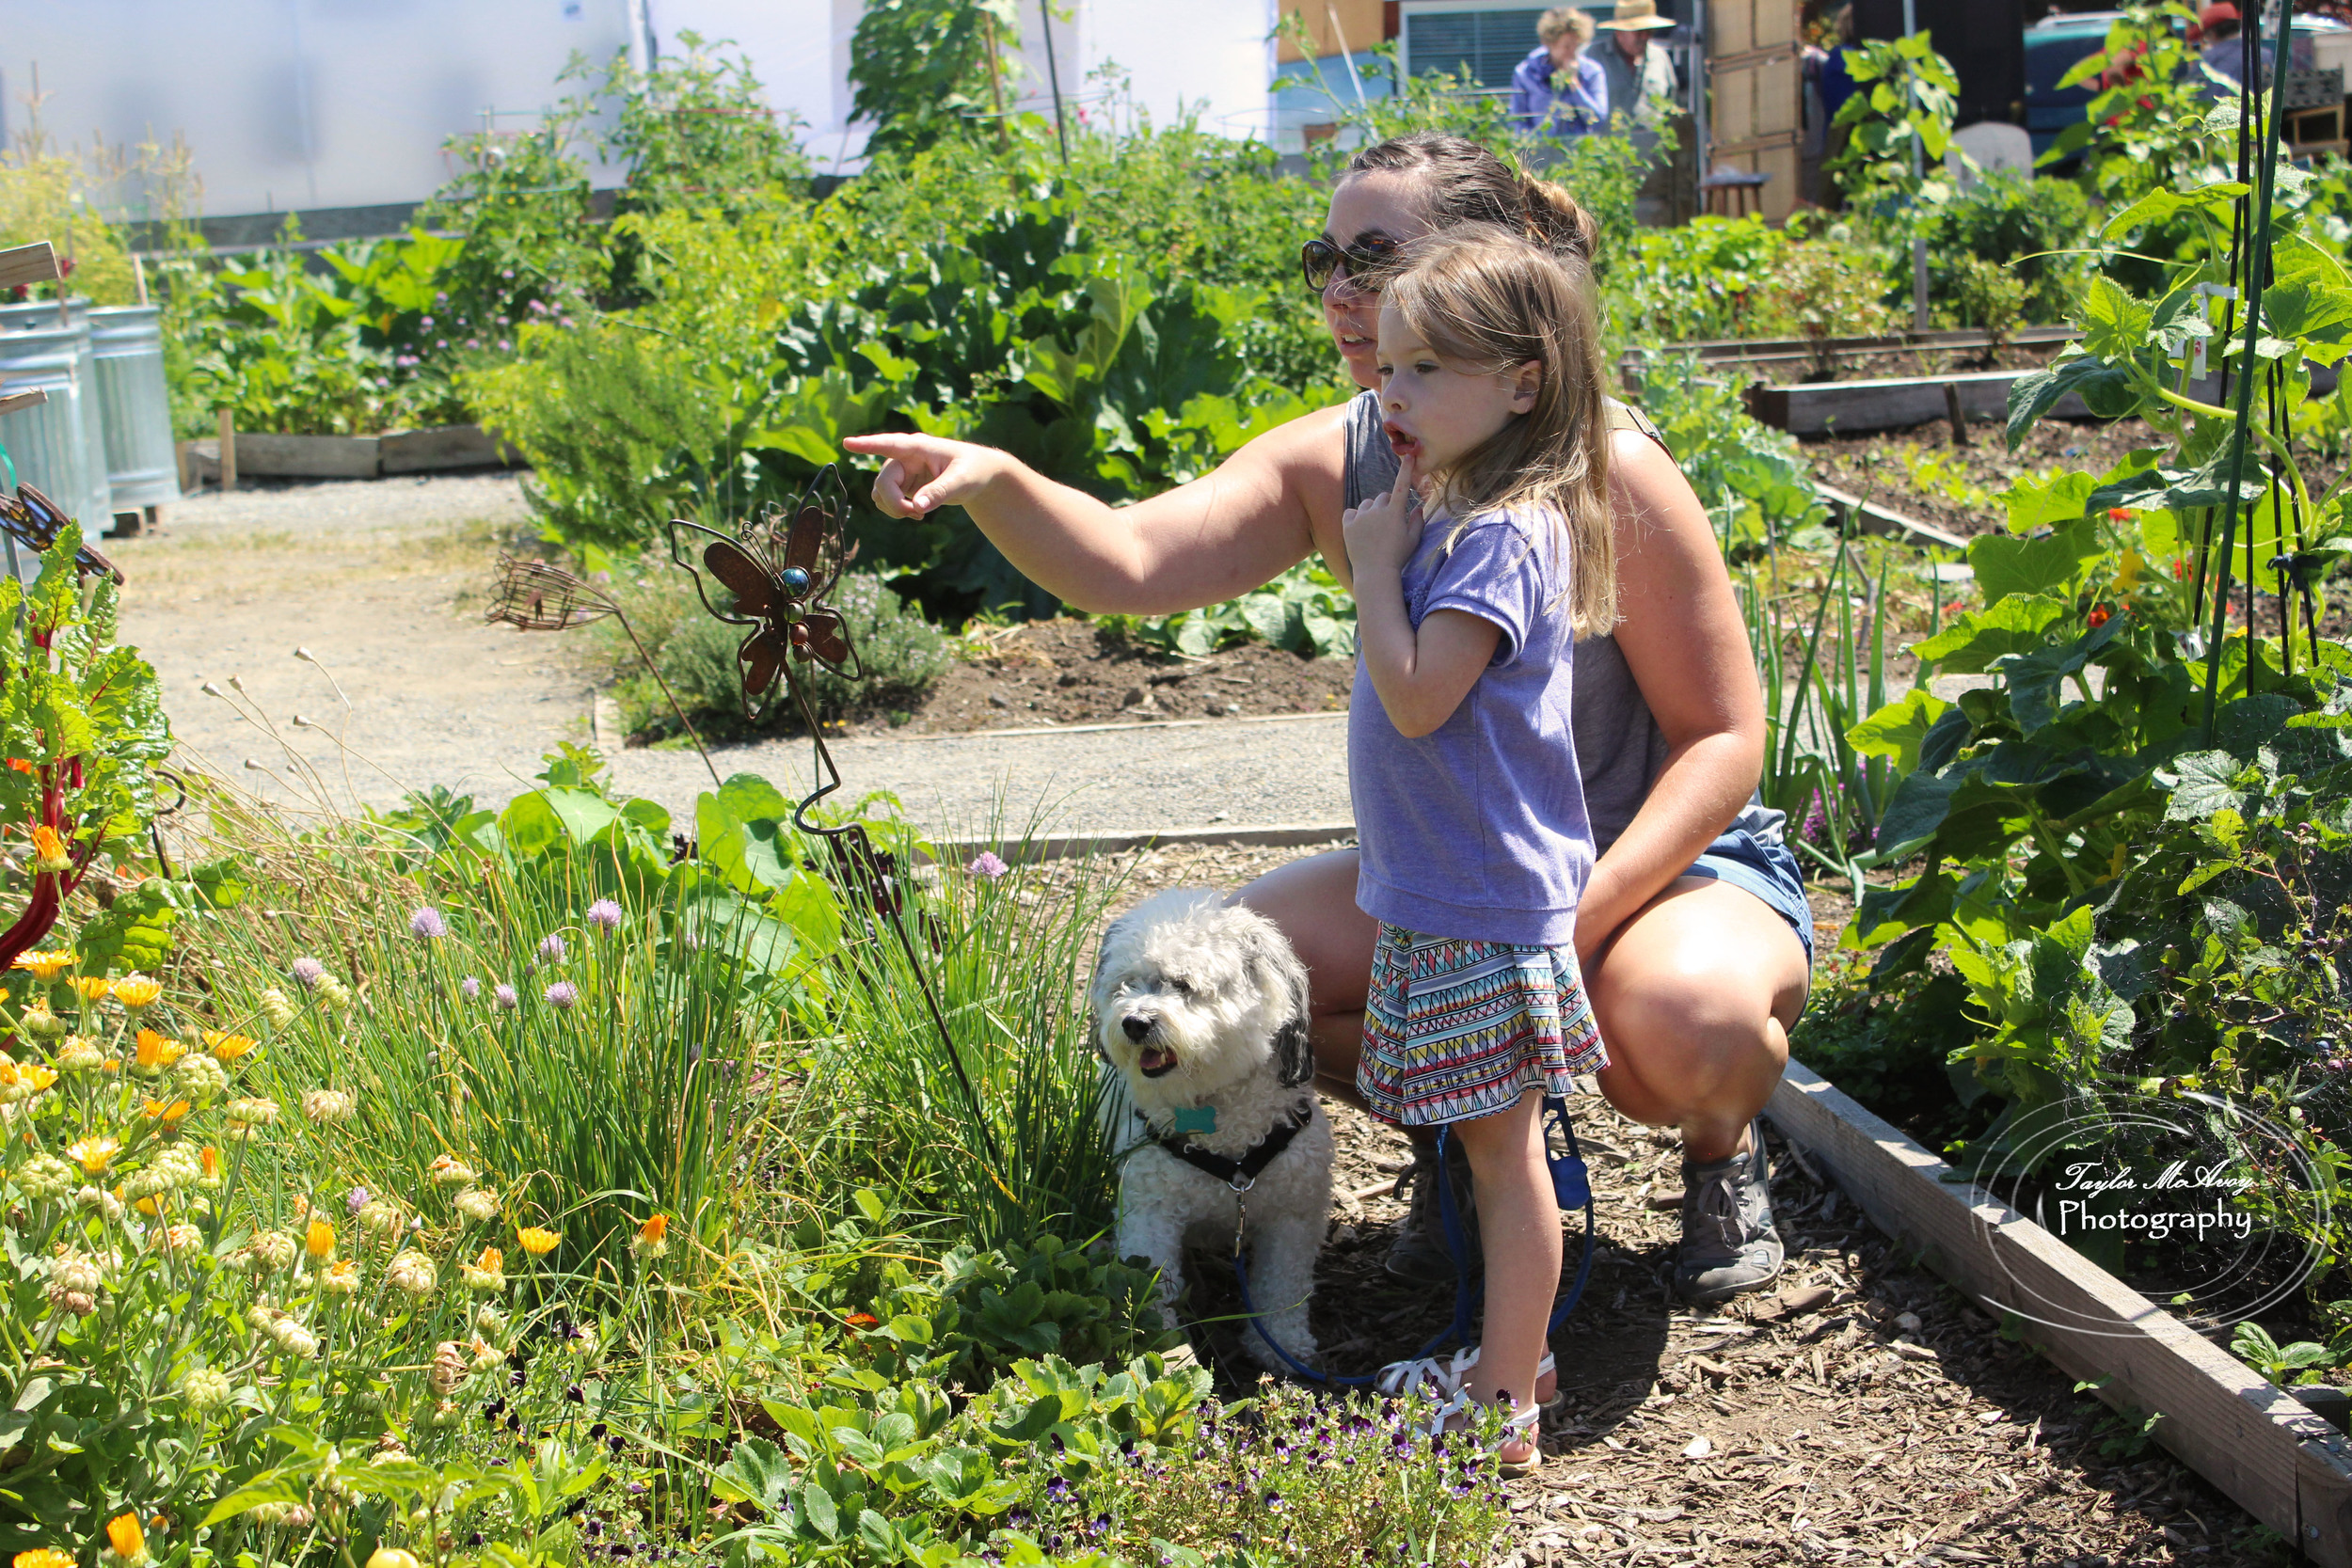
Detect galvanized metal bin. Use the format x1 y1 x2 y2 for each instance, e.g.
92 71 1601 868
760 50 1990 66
0 301 111 526
0 327 107 531
87 307 181 511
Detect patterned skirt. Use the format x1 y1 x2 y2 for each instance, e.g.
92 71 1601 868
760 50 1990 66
1358 922 1607 1128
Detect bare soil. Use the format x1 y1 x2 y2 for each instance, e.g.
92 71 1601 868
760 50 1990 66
839 619 1354 738
1085 842 2295 1568
1805 416 2165 542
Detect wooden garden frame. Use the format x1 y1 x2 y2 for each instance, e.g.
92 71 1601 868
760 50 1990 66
1768 1058 2352 1563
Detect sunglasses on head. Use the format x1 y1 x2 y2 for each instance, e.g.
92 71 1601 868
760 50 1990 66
1301 234 1401 297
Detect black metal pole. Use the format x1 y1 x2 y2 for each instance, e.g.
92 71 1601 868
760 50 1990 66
1039 0 1070 164
2203 3 2294 737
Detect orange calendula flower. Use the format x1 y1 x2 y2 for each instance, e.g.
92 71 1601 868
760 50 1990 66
5 758 33 775
306 1218 335 1259
2106 507 2131 523
29 826 69 875
10 951 72 980
844 1312 880 1330
17 1549 76 1568
516 1226 560 1256
638 1213 667 1243
134 1031 183 1070
104 1512 145 1561
2088 606 2113 629
67 1135 119 1174
111 975 161 1010
203 1031 256 1061
71 977 110 1004
200 1147 222 1180
142 1099 192 1128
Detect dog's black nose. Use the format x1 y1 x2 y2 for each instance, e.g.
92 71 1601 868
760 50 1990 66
1122 1014 1152 1042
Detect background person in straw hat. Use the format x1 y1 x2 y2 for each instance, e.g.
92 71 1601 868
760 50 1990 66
1596 0 1684 216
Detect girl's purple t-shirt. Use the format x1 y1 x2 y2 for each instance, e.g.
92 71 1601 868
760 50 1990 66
1350 506 1595 947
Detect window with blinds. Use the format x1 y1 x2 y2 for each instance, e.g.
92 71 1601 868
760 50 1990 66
1400 8 1551 87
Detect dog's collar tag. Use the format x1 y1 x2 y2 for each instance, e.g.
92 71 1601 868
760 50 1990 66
1169 1105 1217 1136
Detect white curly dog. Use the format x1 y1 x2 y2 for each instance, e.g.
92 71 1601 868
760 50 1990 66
1091 887 1334 1372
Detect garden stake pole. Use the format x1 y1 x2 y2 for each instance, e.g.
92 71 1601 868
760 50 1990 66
1039 0 1069 165
2202 2 2293 743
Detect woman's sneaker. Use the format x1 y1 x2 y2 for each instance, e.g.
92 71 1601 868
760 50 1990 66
1385 1132 1481 1281
1673 1117 1783 1304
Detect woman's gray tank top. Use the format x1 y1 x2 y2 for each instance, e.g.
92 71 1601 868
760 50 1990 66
1341 388 1784 852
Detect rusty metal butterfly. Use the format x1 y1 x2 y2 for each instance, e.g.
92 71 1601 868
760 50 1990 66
664 465 863 729
0 483 122 584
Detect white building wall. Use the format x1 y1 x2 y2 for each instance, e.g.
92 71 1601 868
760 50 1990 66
0 0 638 220
5 0 1279 220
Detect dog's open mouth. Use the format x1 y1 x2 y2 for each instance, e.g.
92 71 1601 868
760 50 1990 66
1137 1047 1177 1077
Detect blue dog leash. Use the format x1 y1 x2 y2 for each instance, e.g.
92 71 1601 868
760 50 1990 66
1229 1093 1597 1386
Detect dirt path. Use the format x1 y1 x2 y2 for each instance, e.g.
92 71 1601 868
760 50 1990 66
113 475 593 812
116 477 1355 832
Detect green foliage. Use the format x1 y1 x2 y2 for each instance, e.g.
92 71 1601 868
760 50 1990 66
1945 254 2029 344
1109 559 1357 659
1921 171 2093 327
1757 236 1902 377
1827 32 1963 213
850 0 1024 157
1790 964 1997 1155
1610 214 1795 344
157 223 479 437
0 527 170 971
600 31 813 221
617 568 951 740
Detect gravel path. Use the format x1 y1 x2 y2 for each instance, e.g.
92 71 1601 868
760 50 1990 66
607 712 1350 836
119 476 1352 833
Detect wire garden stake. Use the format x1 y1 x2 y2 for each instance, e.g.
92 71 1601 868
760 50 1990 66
483 555 721 789
664 465 1009 1184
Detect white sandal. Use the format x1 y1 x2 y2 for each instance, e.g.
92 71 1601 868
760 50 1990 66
1375 1344 1557 1402
1415 1386 1546 1478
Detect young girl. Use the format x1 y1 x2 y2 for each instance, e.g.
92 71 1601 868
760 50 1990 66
1341 224 1615 1475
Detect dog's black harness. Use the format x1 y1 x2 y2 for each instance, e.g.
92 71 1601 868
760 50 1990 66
1150 1099 1314 1191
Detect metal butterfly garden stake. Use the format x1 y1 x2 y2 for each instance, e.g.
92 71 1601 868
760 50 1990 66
664 465 1005 1177
484 555 721 788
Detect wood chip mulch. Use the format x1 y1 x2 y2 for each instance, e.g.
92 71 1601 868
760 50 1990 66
1085 843 2306 1568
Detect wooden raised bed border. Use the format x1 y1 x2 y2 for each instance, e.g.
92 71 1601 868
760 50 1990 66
1768 1058 2352 1564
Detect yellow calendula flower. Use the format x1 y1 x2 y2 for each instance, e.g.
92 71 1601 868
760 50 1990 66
367 1550 422 1568
306 1218 335 1259
67 1135 119 1175
17 1548 77 1568
111 974 162 1009
70 976 110 1005
11 951 72 980
134 1030 183 1071
103 1511 146 1565
516 1226 560 1257
29 826 70 876
13 1063 56 1095
461 1245 504 1292
131 1191 164 1218
142 1099 192 1128
202 1031 256 1061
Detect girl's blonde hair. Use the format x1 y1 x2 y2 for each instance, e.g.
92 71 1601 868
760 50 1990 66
1383 225 1617 637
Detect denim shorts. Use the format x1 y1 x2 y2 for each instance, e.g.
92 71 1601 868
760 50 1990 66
1683 828 1815 966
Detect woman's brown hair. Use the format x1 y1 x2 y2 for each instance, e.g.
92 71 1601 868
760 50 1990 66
1383 225 1616 637
1344 133 1602 270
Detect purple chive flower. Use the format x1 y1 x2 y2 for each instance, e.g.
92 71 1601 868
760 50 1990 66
346 1185 371 1213
494 984 518 1011
460 976 481 1001
420 316 434 329
291 956 324 990
967 851 1010 879
538 933 565 964
545 981 579 1011
410 906 447 940
586 899 623 932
